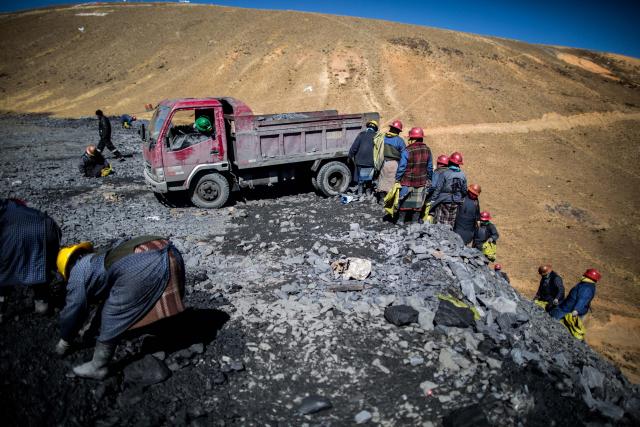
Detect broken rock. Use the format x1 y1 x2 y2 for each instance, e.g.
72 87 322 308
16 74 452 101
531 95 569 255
298 395 332 415
433 300 475 328
123 355 171 387
384 305 419 327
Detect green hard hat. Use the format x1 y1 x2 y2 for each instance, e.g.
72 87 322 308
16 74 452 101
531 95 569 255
194 116 212 132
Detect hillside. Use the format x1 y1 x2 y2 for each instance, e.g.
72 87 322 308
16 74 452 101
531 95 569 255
1 2 639 381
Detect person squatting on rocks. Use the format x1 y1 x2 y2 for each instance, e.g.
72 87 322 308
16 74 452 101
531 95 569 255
120 114 137 129
54 236 186 380
430 152 467 227
95 109 125 161
376 120 408 199
348 120 378 197
79 145 112 178
395 127 433 225
453 183 482 245
474 211 499 260
534 264 565 310
0 198 61 322
549 268 601 340
494 264 510 284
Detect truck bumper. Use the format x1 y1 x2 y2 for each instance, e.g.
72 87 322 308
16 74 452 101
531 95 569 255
144 168 168 193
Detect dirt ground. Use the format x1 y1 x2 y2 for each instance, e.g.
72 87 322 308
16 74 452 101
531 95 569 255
0 2 639 382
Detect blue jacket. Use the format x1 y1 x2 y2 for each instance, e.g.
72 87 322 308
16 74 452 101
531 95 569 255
383 135 409 181
430 166 468 206
550 280 595 319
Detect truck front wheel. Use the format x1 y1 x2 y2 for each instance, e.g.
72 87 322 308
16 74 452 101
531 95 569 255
190 173 230 208
317 161 351 197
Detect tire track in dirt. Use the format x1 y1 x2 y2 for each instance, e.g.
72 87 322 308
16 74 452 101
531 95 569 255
426 111 640 135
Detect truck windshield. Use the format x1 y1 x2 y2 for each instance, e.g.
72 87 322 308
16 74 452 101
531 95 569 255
148 106 170 149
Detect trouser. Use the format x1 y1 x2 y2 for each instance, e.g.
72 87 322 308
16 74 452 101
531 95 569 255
97 139 123 158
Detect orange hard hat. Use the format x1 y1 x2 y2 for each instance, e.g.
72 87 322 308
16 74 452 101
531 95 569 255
538 264 552 275
85 145 97 156
468 183 481 196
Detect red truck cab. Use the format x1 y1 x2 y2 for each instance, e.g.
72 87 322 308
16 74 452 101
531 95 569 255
142 97 378 208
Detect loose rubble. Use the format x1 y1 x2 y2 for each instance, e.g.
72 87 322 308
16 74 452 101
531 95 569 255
1 115 639 425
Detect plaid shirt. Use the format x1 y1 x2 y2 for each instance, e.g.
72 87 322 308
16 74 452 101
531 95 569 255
400 141 431 188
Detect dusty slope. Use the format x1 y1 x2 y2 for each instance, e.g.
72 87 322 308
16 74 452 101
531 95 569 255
0 2 639 380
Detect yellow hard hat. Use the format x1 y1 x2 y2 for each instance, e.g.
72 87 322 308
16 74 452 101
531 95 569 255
56 242 94 280
366 120 379 128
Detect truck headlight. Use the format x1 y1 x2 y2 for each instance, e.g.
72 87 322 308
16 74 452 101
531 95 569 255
154 167 165 181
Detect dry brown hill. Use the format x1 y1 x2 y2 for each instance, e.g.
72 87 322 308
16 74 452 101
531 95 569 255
1 2 639 381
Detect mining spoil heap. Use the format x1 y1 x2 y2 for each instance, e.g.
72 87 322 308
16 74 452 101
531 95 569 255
1 2 640 424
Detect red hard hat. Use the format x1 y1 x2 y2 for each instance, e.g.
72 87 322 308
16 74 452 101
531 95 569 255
436 155 449 166
390 120 403 131
480 211 491 221
583 268 601 282
449 152 463 165
408 127 424 139
494 263 502 271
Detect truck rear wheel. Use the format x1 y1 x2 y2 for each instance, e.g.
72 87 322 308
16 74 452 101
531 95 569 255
190 173 230 208
317 161 351 197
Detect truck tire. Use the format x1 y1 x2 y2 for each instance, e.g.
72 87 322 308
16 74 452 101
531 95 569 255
317 161 351 197
190 173 230 208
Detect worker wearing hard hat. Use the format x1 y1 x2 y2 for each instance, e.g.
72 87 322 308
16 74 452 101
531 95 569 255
549 269 601 340
0 198 61 323
534 265 565 309
348 119 379 198
79 145 112 177
54 236 186 380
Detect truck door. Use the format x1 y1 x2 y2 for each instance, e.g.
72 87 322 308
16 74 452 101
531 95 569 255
161 107 222 185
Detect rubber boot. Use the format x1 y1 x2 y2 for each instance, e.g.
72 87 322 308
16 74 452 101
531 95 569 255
113 150 126 161
397 211 407 225
356 183 363 196
72 341 116 380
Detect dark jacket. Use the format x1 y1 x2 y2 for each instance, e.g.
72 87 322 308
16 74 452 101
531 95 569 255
400 141 432 188
453 196 480 244
551 280 595 319
496 270 510 284
349 128 375 168
473 221 499 249
79 152 108 177
535 271 565 303
98 115 111 142
430 166 467 207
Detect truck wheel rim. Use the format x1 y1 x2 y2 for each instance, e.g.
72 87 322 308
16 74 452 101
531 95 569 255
327 172 344 189
198 181 220 201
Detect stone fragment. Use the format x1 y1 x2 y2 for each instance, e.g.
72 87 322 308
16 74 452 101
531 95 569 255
433 300 475 328
123 355 171 386
298 395 332 415
384 305 419 326
354 410 372 424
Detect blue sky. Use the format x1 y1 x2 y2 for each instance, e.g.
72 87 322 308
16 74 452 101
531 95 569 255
2 0 638 58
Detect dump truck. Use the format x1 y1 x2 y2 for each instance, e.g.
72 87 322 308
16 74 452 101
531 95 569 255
142 97 379 208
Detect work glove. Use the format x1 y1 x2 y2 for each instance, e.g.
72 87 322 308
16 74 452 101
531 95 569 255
571 310 579 317
552 299 559 305
55 339 71 356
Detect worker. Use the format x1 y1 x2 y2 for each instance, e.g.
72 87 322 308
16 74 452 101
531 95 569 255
430 152 467 226
0 198 61 322
194 115 213 135
494 264 510 283
430 155 450 193
550 269 601 340
120 114 137 129
377 120 408 200
95 109 125 161
395 127 432 225
54 236 186 380
534 265 564 310
78 145 112 177
348 120 378 197
473 211 499 260
453 183 481 244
